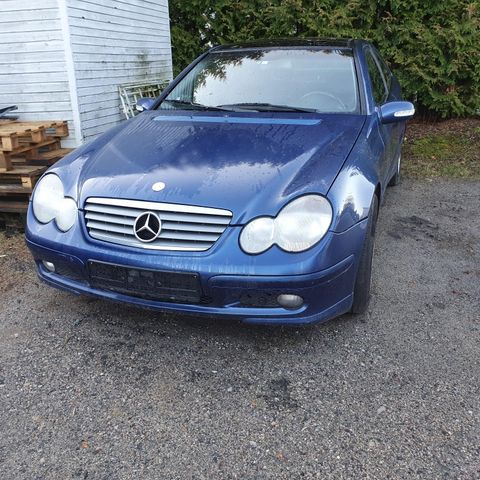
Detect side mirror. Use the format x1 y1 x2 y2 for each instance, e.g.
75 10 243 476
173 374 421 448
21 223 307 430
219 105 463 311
379 101 415 124
136 97 155 113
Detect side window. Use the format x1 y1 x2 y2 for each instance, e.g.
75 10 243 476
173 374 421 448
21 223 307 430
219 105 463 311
375 51 392 93
366 50 387 105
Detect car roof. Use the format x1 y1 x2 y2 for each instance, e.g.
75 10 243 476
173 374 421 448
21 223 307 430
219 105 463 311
211 38 360 51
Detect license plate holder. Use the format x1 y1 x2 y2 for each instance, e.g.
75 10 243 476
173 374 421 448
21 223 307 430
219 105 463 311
88 260 201 303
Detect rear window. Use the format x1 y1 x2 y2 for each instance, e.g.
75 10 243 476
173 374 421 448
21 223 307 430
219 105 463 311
161 48 359 114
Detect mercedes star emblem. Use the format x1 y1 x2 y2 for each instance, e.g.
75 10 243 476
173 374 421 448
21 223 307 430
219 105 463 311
152 182 166 192
133 212 162 243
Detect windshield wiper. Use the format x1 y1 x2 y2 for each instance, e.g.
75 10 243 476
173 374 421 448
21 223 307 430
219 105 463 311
217 102 318 113
162 99 236 112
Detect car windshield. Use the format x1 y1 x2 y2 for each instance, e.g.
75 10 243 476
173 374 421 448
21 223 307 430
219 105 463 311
159 48 359 114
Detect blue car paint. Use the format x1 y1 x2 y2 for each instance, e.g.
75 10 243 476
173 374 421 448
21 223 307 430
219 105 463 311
26 210 367 324
25 39 411 325
72 111 365 225
153 114 322 126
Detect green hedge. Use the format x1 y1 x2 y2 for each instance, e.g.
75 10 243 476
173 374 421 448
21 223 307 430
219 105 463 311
169 1 480 118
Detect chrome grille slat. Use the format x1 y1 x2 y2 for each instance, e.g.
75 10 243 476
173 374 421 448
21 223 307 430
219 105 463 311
85 212 135 226
85 204 143 218
160 222 225 234
87 197 232 216
85 212 227 233
84 197 233 251
157 231 219 242
89 231 213 251
85 203 231 225
87 220 134 236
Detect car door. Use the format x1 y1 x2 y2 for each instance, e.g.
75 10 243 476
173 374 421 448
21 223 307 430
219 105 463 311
365 47 396 186
374 48 406 177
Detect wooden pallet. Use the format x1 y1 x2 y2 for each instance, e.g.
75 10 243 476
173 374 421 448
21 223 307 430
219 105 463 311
1 140 59 171
35 147 72 162
0 120 69 171
1 144 74 170
0 161 73 219
0 198 29 214
0 165 47 189
0 121 68 151
0 119 71 219
10 146 73 164
0 165 46 226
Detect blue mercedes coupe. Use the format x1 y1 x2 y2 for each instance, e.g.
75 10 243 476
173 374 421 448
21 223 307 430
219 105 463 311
26 39 414 325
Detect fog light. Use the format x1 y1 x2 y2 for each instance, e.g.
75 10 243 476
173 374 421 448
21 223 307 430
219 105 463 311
42 260 55 272
277 294 303 309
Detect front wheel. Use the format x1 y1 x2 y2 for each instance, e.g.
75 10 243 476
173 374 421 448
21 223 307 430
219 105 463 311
388 154 401 186
351 195 378 314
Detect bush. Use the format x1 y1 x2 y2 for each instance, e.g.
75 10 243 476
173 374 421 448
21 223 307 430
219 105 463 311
169 0 480 118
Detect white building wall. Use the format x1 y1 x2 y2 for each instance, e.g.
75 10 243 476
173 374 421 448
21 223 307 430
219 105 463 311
0 0 173 147
0 0 77 146
67 0 173 141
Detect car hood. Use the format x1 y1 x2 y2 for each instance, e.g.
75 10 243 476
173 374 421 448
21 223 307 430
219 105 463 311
75 111 365 223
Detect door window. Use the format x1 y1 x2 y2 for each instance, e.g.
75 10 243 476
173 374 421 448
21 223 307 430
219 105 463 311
366 50 387 105
376 54 392 93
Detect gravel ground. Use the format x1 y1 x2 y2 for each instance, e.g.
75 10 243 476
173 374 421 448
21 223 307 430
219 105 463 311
0 179 479 479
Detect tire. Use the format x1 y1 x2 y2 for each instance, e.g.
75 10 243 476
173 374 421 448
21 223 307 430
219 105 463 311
388 154 401 186
351 195 378 314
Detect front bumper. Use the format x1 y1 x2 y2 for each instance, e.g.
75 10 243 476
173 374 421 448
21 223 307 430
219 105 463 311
25 206 368 325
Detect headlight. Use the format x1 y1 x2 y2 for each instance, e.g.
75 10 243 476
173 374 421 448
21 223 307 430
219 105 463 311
239 195 332 254
239 217 275 254
32 174 77 232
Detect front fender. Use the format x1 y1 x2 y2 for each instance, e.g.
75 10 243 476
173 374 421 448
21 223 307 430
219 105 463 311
327 116 383 232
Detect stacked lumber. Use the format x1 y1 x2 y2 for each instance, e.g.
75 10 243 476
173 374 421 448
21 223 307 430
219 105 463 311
0 120 73 215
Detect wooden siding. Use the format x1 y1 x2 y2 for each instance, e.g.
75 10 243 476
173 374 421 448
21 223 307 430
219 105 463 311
67 0 173 141
0 0 173 145
0 0 77 147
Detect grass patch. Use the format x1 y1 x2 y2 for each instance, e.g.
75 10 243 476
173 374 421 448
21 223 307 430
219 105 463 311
403 119 480 178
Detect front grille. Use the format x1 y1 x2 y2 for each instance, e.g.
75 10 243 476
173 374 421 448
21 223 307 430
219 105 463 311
84 197 233 251
88 261 202 303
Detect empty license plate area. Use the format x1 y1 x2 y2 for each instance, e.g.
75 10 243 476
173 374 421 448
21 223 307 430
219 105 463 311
88 261 201 303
